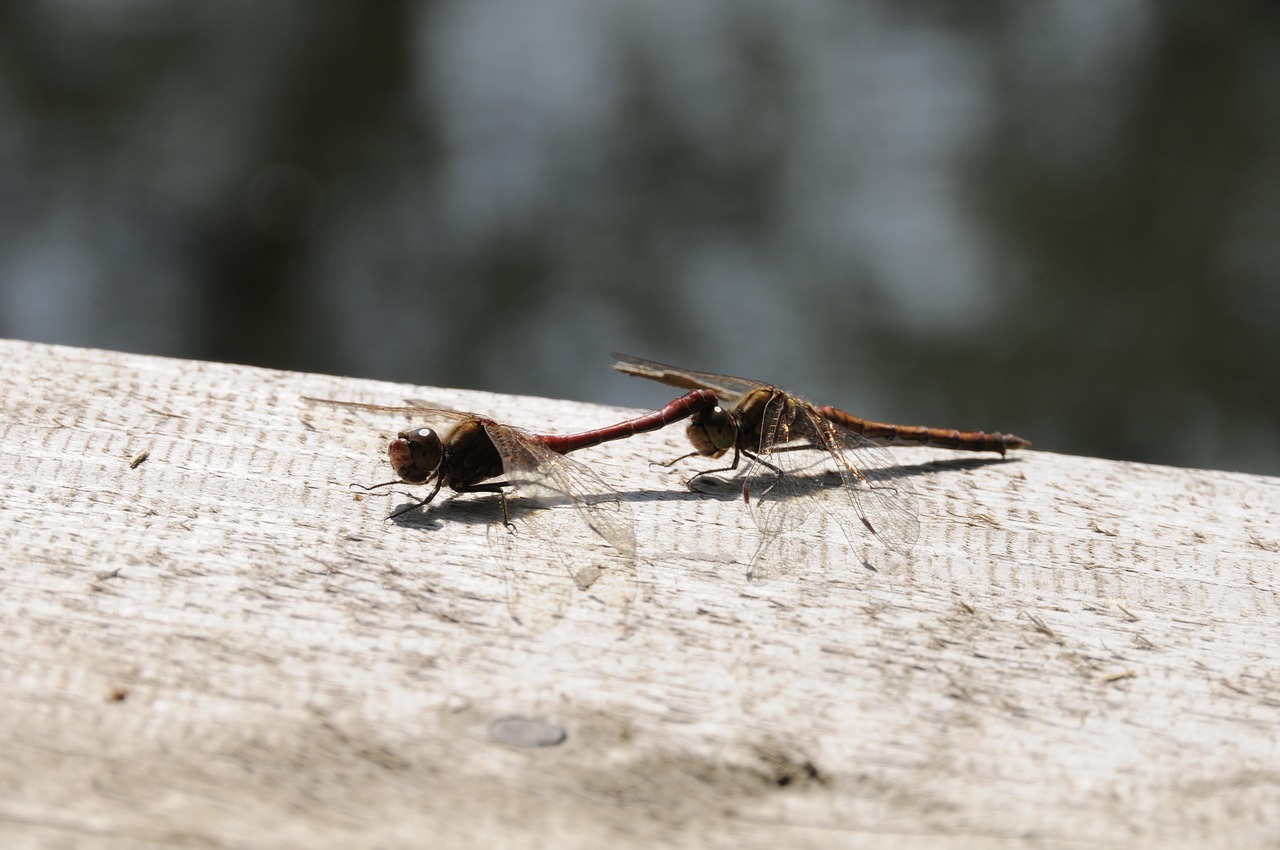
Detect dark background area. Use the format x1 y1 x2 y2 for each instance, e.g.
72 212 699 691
2 2 1277 475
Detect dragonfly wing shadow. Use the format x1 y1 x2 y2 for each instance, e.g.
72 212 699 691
495 484 638 630
490 517 574 633
744 510 915 583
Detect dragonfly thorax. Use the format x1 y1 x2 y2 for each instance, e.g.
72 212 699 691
733 387 796 449
389 428 445 484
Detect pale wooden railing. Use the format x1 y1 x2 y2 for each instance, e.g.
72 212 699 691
1 339 1277 849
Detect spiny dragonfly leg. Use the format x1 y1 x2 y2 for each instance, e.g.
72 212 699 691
685 450 745 493
498 491 516 533
450 481 515 531
650 449 701 472
389 478 445 519
350 479 399 493
739 450 784 505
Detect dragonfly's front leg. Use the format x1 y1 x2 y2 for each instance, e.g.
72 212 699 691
389 477 446 519
685 449 745 494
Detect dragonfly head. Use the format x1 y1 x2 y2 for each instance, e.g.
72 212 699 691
686 405 738 457
389 428 445 484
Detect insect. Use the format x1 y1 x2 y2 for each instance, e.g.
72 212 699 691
612 354 1028 578
302 389 720 623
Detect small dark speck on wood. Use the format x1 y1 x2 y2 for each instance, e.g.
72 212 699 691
489 716 567 748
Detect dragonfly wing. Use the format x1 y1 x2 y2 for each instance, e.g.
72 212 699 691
741 391 821 538
744 516 849 584
481 423 637 610
303 397 478 421
805 409 921 554
744 400 920 564
299 397 475 444
298 397 480 472
489 504 575 632
610 353 761 404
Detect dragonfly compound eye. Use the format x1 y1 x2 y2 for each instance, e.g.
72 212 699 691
389 428 444 484
686 406 737 457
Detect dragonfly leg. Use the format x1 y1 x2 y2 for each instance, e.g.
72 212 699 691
389 477 445 519
649 449 701 472
350 479 400 493
645 450 706 478
686 450 743 492
498 491 516 533
450 481 515 531
740 450 784 505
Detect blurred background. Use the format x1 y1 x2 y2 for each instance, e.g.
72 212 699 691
1 2 1277 474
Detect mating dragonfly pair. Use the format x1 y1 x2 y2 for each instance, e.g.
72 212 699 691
307 354 1028 590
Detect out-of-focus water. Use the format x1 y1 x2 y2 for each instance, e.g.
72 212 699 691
2 2 1277 474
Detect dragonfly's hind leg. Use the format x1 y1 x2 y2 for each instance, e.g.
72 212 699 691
739 451 784 505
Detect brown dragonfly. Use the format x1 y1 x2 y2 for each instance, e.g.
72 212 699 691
611 354 1029 572
302 389 719 623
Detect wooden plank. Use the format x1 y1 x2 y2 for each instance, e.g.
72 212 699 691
0 338 1277 849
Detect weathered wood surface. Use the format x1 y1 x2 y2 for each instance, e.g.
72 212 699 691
1 338 1277 850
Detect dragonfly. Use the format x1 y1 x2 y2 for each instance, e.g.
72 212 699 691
611 354 1030 574
302 388 720 623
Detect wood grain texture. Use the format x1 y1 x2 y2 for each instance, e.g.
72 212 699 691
1 339 1277 849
